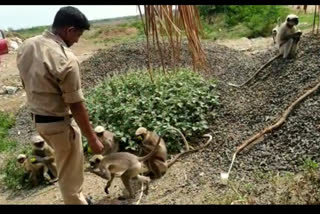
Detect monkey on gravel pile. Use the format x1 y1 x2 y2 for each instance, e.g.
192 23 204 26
229 14 302 88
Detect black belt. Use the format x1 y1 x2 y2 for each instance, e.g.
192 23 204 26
31 114 72 123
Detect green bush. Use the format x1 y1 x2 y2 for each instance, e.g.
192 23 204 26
14 26 49 39
86 69 218 152
0 112 35 190
198 5 290 39
224 5 290 38
198 5 229 18
0 146 34 190
1 157 27 190
0 112 17 152
127 20 144 35
302 158 319 171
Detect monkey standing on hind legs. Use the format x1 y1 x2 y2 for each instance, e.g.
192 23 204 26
135 127 213 179
88 136 162 200
228 14 302 88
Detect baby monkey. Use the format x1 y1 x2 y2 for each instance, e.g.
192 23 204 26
272 17 281 45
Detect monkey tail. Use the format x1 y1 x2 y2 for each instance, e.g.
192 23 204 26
138 135 162 162
228 53 282 88
167 134 213 168
167 126 190 151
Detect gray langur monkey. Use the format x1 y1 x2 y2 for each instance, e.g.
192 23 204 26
135 127 168 179
94 126 119 155
276 14 302 59
88 136 161 200
17 154 50 186
272 17 281 45
228 14 302 88
135 127 213 179
31 135 58 183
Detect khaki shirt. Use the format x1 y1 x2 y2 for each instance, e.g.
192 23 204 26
17 30 84 117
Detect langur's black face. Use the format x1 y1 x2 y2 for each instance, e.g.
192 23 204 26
96 132 103 138
18 158 25 164
34 141 44 148
89 161 95 168
287 17 299 26
134 134 143 143
89 157 101 169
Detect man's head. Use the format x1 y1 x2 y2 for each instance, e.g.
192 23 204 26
52 6 90 47
286 14 299 28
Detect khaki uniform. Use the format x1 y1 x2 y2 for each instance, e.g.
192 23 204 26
17 30 87 204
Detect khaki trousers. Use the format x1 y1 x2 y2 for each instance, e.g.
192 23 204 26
34 116 87 205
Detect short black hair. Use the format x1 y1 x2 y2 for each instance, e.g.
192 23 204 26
52 6 90 30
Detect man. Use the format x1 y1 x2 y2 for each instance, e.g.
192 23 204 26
17 6 104 204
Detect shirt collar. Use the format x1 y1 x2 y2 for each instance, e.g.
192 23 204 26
42 30 68 48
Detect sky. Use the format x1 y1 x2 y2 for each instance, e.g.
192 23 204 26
0 5 143 30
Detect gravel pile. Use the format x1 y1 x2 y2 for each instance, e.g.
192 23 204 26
206 33 320 175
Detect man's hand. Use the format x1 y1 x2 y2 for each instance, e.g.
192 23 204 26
88 136 104 154
69 102 105 154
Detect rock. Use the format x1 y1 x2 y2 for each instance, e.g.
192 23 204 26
2 86 18 94
9 41 19 51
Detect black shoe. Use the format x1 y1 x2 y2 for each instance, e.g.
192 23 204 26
86 196 94 205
